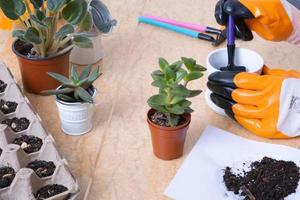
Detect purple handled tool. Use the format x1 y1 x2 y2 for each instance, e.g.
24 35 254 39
220 15 246 71
141 14 226 46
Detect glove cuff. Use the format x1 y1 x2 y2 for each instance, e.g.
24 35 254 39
286 4 300 47
278 78 300 137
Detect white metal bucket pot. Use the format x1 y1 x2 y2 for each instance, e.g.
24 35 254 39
55 90 97 136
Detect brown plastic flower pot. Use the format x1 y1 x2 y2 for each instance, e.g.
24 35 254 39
12 40 70 94
147 109 191 160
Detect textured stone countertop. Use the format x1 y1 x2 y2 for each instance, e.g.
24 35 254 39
0 0 299 199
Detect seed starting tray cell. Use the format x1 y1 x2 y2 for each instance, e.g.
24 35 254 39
0 62 79 199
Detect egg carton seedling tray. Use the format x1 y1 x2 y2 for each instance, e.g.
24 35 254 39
0 62 79 199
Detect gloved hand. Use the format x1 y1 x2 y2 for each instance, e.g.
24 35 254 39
207 69 300 139
215 0 299 42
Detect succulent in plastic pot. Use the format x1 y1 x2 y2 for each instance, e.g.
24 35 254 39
147 57 206 160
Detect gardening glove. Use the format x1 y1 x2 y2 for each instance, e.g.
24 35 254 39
207 71 300 139
215 0 300 46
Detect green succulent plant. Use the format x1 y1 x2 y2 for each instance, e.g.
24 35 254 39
42 65 101 103
148 57 206 127
1 0 94 58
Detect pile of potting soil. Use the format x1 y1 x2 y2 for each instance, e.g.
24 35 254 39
0 99 18 114
35 184 68 200
13 135 43 154
223 157 300 200
27 160 56 178
0 167 16 189
1 117 30 132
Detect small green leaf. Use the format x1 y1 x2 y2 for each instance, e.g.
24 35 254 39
147 104 168 113
12 30 25 40
62 0 84 25
73 36 93 48
172 85 190 97
147 94 168 106
159 58 168 71
71 65 79 82
0 0 25 20
164 65 176 82
179 100 192 108
166 104 185 115
57 94 76 102
170 95 185 105
41 88 74 95
175 68 188 83
181 57 196 71
188 90 202 97
151 80 168 89
78 12 93 32
169 61 183 72
166 113 180 127
24 27 42 44
30 0 43 9
79 65 92 79
47 72 73 86
56 24 74 40
151 70 164 81
87 66 101 83
30 15 47 28
76 87 93 103
47 0 66 11
194 64 206 72
185 107 194 113
184 71 203 82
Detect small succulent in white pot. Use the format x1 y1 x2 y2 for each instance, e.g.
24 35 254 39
42 65 101 135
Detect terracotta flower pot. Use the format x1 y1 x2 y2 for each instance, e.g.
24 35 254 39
147 109 191 160
12 40 70 94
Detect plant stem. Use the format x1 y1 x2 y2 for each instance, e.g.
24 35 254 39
53 44 74 57
24 0 32 15
18 18 27 29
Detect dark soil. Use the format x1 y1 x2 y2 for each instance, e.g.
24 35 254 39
1 117 30 132
0 80 7 93
0 167 15 189
223 157 300 200
0 99 18 114
57 85 95 103
26 160 56 178
13 135 43 154
0 148 2 156
150 111 185 127
35 184 68 200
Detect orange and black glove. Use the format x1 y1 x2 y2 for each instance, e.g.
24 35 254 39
215 0 296 42
207 68 300 139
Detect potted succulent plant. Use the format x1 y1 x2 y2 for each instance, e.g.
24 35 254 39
147 57 206 160
42 65 101 136
0 0 94 93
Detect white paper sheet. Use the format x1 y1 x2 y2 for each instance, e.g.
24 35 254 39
164 125 300 200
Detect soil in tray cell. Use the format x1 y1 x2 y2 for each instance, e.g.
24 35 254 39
0 167 16 189
0 99 18 114
26 160 56 178
150 111 185 127
35 184 68 200
1 117 30 132
0 80 7 93
13 135 43 154
223 157 300 200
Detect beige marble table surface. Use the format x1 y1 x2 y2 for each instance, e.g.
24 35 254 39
0 0 300 199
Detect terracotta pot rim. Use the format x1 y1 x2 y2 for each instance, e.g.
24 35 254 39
147 109 191 131
55 85 97 106
12 39 72 61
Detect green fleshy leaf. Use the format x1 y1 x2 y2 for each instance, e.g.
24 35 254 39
194 64 207 72
57 94 76 102
167 114 180 127
147 94 168 106
12 30 26 41
73 36 93 48
151 70 164 81
62 0 84 25
175 68 188 83
151 80 168 89
0 0 25 20
55 24 74 40
76 87 93 103
188 90 202 97
47 0 66 11
79 65 92 79
78 12 93 32
35 9 45 21
47 72 74 86
24 27 42 44
184 71 203 82
171 85 190 97
164 65 176 82
159 57 168 71
181 57 196 71
166 104 185 115
169 61 183 72
41 88 74 95
71 65 79 82
87 66 101 83
30 15 47 28
170 95 185 105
